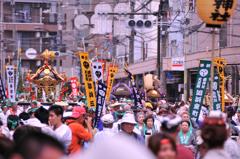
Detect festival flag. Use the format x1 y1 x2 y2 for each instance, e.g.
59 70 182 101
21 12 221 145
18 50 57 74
213 68 221 111
6 65 16 102
69 77 79 97
0 75 6 101
92 62 103 83
79 52 96 108
124 68 142 108
214 57 226 112
94 82 107 128
190 60 211 122
105 65 118 102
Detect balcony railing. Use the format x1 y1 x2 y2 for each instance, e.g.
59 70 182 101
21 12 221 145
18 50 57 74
3 13 57 24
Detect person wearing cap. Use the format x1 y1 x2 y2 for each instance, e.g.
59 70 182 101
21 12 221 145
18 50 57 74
109 102 125 120
201 111 231 159
6 102 21 117
120 113 144 144
160 114 194 159
31 100 38 108
48 105 72 151
145 102 153 111
25 106 56 138
67 106 92 154
94 114 115 142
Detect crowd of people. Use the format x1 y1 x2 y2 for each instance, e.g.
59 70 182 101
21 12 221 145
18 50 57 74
0 98 240 159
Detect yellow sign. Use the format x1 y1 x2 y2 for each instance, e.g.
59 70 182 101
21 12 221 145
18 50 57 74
106 65 118 102
79 52 96 108
214 57 226 112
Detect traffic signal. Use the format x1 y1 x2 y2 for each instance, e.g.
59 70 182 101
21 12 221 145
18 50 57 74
127 19 153 28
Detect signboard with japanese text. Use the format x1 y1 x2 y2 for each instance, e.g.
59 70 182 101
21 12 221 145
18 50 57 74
171 57 184 71
92 62 103 83
214 57 226 111
6 65 15 102
105 65 118 102
0 75 6 101
94 82 107 128
79 52 96 108
213 69 221 111
190 60 211 122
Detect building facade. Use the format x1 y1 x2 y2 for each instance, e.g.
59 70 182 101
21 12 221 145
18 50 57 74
0 0 58 82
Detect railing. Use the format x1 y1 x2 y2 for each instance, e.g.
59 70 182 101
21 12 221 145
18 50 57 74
3 13 57 24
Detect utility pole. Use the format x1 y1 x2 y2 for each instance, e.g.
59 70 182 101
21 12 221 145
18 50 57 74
157 0 168 94
57 0 63 72
0 0 4 84
11 0 17 66
129 0 135 64
157 2 161 79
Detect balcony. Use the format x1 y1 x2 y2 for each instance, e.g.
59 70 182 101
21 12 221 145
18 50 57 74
4 0 57 3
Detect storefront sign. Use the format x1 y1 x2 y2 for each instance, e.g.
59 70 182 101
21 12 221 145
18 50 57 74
213 69 221 111
94 82 107 127
79 52 96 108
171 57 184 71
25 48 37 59
190 60 211 122
0 75 6 101
6 65 15 102
105 65 118 102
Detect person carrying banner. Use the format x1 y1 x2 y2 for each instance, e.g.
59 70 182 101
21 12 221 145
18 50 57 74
94 114 115 142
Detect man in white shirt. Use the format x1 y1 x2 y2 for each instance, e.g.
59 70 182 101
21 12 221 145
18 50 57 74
48 105 72 150
6 102 22 117
94 114 115 142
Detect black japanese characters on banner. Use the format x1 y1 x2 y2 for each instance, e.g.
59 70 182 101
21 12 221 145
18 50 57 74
94 82 107 127
6 65 15 102
0 75 6 101
79 52 96 108
124 68 142 108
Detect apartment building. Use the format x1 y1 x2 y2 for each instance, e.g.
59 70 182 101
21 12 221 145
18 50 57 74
162 0 240 97
0 0 59 84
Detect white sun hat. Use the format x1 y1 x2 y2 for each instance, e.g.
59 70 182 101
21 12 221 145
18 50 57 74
121 113 137 125
109 102 125 108
101 114 114 124
54 101 68 107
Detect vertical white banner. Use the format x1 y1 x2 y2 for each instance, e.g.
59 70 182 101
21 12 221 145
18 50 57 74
92 62 103 83
6 65 15 102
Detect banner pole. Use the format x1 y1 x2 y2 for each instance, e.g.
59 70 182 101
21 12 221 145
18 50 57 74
210 29 215 111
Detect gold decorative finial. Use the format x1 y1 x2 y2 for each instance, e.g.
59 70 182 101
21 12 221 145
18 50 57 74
41 49 56 61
